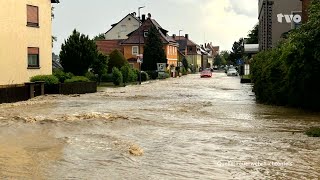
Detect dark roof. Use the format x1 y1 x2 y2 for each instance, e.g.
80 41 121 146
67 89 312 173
51 0 59 3
105 14 141 34
122 18 178 45
96 40 124 55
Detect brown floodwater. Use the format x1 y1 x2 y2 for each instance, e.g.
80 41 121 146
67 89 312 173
0 72 319 179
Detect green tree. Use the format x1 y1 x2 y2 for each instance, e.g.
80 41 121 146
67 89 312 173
246 24 259 44
220 51 229 65
229 38 244 65
93 33 105 41
112 67 123 86
91 53 108 84
213 54 222 66
182 57 189 70
60 29 98 75
108 49 127 73
142 26 167 71
120 65 130 85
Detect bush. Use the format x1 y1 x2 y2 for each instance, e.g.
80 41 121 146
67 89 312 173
158 73 170 79
112 67 123 86
141 71 149 82
128 68 138 82
146 71 158 80
85 71 97 82
64 76 90 83
108 50 127 73
30 75 59 86
53 69 74 83
306 127 320 137
182 68 188 75
120 65 130 84
101 73 113 82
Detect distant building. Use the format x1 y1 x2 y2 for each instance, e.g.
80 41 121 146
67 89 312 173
172 34 202 70
121 13 179 69
0 0 59 85
258 0 301 51
104 13 141 40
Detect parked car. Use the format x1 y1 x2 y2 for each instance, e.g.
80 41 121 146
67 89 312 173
200 69 212 78
227 69 238 76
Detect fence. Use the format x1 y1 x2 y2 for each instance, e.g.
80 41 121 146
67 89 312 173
46 82 97 95
0 85 30 104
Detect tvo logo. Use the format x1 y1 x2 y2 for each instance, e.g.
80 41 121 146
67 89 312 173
277 13 301 23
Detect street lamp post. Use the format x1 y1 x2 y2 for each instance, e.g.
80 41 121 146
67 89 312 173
138 6 145 85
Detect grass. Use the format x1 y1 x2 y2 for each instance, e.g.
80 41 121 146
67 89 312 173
306 127 320 137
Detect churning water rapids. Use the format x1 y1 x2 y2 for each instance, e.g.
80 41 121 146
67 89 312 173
0 72 319 179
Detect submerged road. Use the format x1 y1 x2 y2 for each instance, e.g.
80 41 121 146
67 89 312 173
0 72 319 179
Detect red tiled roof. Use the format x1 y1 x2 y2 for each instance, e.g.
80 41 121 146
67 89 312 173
96 40 124 55
173 36 198 46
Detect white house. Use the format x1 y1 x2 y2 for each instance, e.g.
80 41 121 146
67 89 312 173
105 13 141 40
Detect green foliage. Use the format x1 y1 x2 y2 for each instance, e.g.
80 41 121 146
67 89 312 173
306 127 320 137
141 71 149 82
229 38 244 65
182 58 189 70
93 33 105 41
142 26 167 71
128 68 138 82
112 67 123 86
120 65 130 84
101 73 113 82
64 76 90 83
30 75 59 86
85 71 97 82
91 53 108 83
53 69 74 83
158 73 170 79
182 68 188 75
251 0 320 110
60 29 99 76
146 71 158 80
214 54 223 66
108 49 127 73
246 24 259 44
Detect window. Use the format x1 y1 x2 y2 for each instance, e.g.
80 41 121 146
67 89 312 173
28 47 39 68
132 46 139 55
121 25 127 32
27 5 39 27
144 31 148 37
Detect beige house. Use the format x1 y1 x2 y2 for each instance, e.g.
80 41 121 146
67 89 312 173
105 13 141 40
0 0 59 85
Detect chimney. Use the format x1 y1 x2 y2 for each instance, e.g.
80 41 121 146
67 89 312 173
185 34 189 39
147 13 152 19
172 34 176 39
141 14 146 22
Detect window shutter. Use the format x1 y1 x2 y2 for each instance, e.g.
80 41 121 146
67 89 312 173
28 47 39 55
27 5 39 25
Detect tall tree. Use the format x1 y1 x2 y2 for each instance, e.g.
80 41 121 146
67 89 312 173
246 24 259 44
93 33 105 41
60 29 98 75
142 26 167 71
108 49 127 73
220 51 229 65
91 53 108 84
213 54 222 66
229 38 244 65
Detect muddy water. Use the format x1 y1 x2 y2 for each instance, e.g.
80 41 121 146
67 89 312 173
0 73 319 179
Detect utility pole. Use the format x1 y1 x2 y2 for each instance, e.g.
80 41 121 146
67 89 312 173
138 6 145 85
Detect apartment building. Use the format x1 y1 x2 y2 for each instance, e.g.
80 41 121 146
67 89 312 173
0 0 59 85
258 0 301 51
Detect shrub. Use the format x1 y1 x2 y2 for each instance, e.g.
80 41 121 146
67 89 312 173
85 71 97 82
101 73 113 82
30 75 59 86
306 127 320 137
146 71 158 80
120 65 130 84
182 68 188 75
158 73 170 79
128 68 138 82
141 71 149 82
108 50 127 73
112 67 123 86
64 76 90 83
53 69 74 83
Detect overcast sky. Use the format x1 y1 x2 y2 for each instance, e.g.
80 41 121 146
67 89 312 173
52 0 258 54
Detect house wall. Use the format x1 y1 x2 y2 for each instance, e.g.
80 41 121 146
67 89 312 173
186 55 201 70
0 0 53 85
105 15 140 40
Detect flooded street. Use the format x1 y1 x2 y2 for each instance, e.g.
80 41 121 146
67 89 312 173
0 72 319 179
